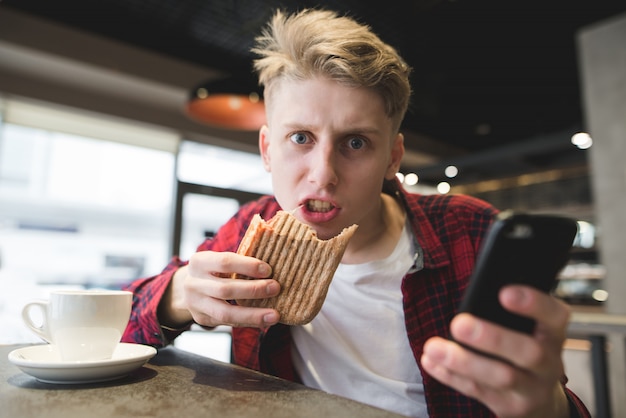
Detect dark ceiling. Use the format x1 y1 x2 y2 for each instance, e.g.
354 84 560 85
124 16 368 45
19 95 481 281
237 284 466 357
3 0 625 185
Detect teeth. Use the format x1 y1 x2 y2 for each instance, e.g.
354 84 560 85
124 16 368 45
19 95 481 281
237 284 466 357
306 200 333 213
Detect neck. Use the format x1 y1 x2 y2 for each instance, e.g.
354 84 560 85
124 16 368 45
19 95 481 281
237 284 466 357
342 193 406 264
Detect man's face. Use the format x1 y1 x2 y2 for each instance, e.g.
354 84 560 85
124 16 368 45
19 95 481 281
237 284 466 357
259 76 404 240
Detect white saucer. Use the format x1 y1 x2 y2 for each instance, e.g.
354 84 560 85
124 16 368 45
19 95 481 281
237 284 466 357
8 343 157 384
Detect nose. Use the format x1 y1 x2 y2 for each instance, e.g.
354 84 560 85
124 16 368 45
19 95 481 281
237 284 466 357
307 141 339 188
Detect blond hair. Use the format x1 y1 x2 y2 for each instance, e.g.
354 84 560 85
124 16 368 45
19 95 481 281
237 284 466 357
252 9 412 133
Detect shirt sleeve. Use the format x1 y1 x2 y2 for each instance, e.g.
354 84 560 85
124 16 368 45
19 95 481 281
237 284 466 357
120 195 279 348
121 256 187 347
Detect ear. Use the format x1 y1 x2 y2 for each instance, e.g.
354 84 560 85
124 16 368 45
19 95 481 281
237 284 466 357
385 133 405 180
259 125 272 172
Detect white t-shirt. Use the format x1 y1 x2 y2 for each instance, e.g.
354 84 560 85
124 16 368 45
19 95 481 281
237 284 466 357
291 223 428 418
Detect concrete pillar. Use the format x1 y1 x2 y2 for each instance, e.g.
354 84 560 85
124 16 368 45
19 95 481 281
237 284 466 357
578 12 626 417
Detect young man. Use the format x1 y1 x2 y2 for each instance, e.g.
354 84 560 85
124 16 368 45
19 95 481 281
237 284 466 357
123 9 590 418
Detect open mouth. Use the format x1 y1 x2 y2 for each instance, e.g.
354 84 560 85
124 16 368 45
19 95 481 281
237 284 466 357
306 199 334 213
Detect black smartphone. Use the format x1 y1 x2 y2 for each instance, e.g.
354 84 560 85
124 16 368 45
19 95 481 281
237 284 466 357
458 211 578 335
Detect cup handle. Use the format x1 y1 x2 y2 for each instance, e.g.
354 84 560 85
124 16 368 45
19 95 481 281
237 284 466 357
22 300 52 343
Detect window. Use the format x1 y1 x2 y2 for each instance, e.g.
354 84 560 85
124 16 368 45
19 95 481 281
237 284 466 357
0 123 175 283
0 108 176 343
0 100 270 353
177 140 271 194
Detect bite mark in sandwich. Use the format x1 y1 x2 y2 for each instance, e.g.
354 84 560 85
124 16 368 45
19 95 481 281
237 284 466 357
233 210 358 325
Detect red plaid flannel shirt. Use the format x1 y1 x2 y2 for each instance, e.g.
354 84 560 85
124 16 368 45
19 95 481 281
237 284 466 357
123 180 590 418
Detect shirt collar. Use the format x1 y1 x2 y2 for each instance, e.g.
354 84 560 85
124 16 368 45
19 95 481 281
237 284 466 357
384 179 451 270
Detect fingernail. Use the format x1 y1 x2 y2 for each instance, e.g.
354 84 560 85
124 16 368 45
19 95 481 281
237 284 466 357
502 286 526 306
258 263 272 277
266 282 279 295
263 312 279 325
453 314 481 342
424 342 446 362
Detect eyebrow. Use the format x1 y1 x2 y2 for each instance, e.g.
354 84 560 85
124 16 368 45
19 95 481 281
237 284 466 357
283 122 384 137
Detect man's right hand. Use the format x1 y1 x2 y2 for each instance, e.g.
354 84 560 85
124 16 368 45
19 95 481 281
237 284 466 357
158 251 280 329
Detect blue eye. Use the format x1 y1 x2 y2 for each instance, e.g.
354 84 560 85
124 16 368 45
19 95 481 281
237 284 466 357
348 137 365 150
290 133 308 145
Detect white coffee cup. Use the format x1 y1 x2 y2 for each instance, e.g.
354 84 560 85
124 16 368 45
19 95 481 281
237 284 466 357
22 290 132 362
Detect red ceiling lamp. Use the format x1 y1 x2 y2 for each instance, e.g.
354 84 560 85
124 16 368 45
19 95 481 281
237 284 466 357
185 75 266 131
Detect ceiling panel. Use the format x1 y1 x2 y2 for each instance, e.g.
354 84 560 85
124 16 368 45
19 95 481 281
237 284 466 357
2 0 625 185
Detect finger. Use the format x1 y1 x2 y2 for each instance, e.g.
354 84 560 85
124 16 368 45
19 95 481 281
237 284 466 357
191 298 280 328
450 313 545 370
184 275 280 328
421 337 525 396
186 274 280 302
188 251 272 279
499 285 570 339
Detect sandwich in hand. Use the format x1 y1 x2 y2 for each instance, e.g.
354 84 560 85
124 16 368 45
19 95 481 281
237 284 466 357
234 210 358 325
